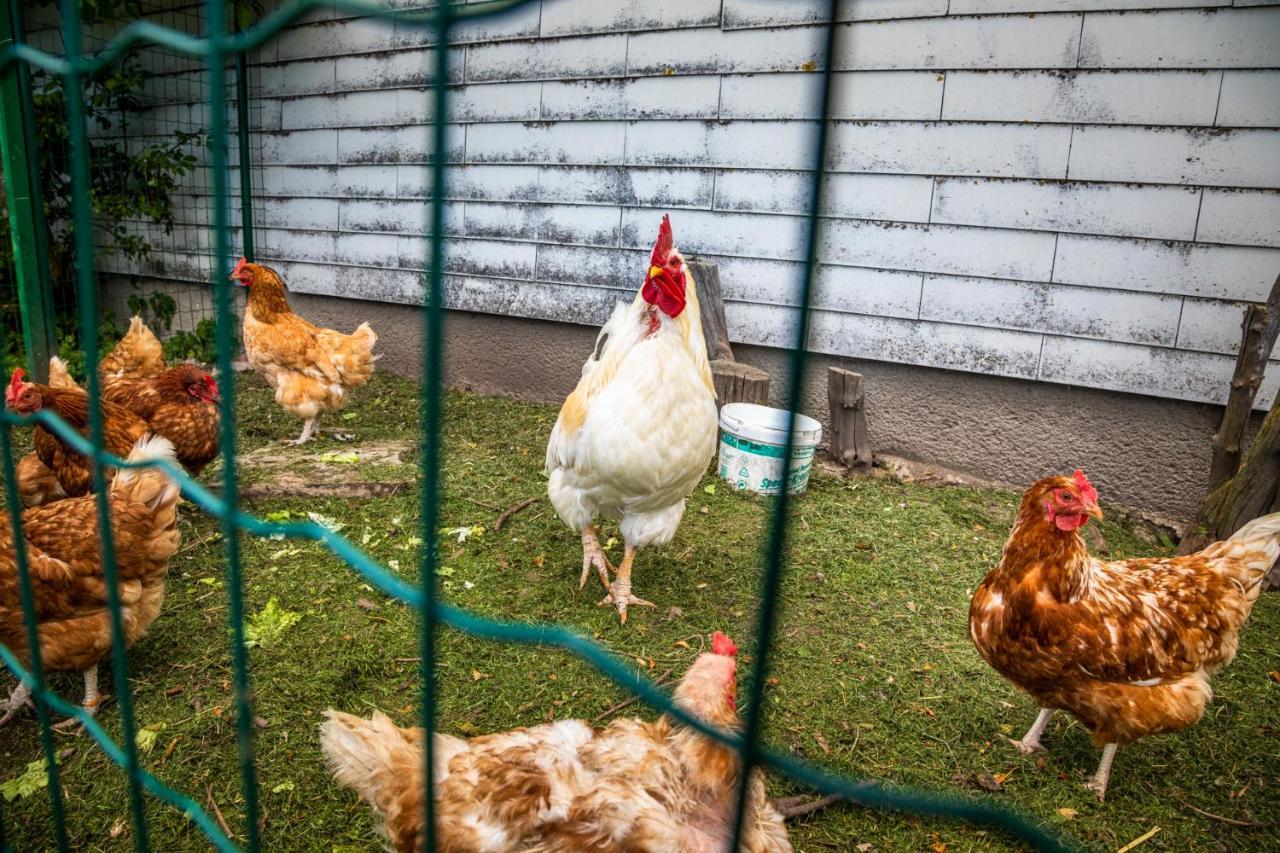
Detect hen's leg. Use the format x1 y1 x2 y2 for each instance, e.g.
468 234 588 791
1085 743 1118 801
578 525 613 592
0 681 32 726
290 416 319 445
53 667 101 734
599 545 654 625
1012 708 1054 754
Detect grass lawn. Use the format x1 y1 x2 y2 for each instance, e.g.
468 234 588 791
1 372 1277 852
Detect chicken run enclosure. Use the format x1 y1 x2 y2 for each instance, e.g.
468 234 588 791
5 0 1271 850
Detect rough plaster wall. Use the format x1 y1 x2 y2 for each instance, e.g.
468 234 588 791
56 0 1280 411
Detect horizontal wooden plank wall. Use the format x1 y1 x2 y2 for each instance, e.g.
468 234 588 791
25 0 1280 406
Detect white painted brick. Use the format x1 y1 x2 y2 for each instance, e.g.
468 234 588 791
540 0 722 37
931 178 1202 240
535 245 646 287
1197 190 1280 247
276 17 394 62
444 239 538 279
720 72 943 121
542 76 719 121
805 308 1044 379
1036 336 1277 408
628 26 825 76
627 121 814 170
814 265 924 318
537 166 716 208
621 208 808 262
259 60 335 97
260 165 398 198
449 1 542 44
463 202 621 246
400 164 542 201
943 71 1221 126
453 82 543 122
337 124 465 164
340 199 464 235
1069 127 1280 188
1053 234 1280 300
1217 72 1280 127
714 171 934 223
723 0 949 28
259 198 340 230
446 277 620 327
921 275 1182 345
463 121 623 165
835 15 1082 71
1079 8 1280 68
831 122 1073 179
465 35 627 83
334 231 401 267
1177 297 1248 354
282 90 408 129
820 220 1057 281
260 130 338 165
334 48 464 91
951 0 1228 11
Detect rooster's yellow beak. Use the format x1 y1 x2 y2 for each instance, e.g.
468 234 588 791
648 265 663 280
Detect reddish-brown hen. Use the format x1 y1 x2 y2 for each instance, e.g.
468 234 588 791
102 364 221 476
0 436 181 726
970 470 1277 800
99 315 166 389
6 369 149 506
232 259 378 444
320 633 791 852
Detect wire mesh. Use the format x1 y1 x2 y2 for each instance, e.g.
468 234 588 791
0 1 1073 850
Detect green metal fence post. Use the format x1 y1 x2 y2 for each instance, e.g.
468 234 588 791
233 0 254 262
0 0 54 382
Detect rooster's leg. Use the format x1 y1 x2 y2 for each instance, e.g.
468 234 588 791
53 667 101 734
1085 743 1118 802
598 545 654 625
579 525 613 592
1012 708 1054 754
290 416 320 445
0 681 32 726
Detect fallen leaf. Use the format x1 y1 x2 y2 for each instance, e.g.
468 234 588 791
814 731 830 754
135 723 167 755
470 670 490 681
318 451 359 464
532 555 545 567
1056 807 1078 820
1269 671 1280 685
855 844 874 853
703 483 717 495
766 677 780 687
109 818 128 838
696 583 708 590
271 781 295 794
356 598 376 611
243 598 302 649
673 640 690 649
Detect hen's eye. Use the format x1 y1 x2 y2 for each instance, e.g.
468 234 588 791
1059 490 1074 502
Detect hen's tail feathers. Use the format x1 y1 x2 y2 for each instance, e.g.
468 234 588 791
320 710 418 819
111 435 181 511
1225 511 1280 593
15 453 65 508
46 356 77 390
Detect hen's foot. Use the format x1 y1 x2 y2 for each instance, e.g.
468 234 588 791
51 699 101 735
0 682 32 726
598 584 654 625
1084 775 1108 802
578 527 613 593
1010 737 1044 755
1011 708 1054 756
1085 743 1117 802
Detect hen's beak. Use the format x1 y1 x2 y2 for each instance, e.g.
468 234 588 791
1085 502 1104 521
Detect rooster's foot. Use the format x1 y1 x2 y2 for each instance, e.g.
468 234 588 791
598 586 655 625
1010 737 1044 756
578 526 613 593
0 682 32 726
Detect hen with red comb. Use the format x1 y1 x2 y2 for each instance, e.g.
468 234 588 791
546 214 718 624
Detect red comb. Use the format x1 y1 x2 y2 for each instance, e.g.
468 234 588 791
1074 469 1098 505
233 257 247 275
649 215 673 267
9 368 25 390
711 632 737 657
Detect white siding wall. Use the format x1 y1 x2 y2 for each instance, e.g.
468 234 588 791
67 0 1280 406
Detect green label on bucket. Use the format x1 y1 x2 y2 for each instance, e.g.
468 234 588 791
719 432 814 459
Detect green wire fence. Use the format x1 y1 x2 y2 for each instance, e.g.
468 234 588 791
0 1 1074 850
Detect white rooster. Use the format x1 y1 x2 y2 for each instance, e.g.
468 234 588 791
546 215 718 624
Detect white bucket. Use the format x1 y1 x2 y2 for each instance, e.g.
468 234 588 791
717 403 823 495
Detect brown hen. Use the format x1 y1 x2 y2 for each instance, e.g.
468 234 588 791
970 470 1277 800
102 364 221 476
0 436 181 726
6 369 149 505
321 633 791 852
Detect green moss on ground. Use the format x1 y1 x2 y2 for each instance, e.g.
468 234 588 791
0 373 1276 851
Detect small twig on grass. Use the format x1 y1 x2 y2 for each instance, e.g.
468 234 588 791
1116 826 1161 853
495 497 538 532
458 495 503 513
1179 801 1258 827
205 783 235 840
772 794 843 821
593 669 674 722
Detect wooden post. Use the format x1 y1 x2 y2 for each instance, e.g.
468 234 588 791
827 367 872 469
688 256 771 409
0 0 55 381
